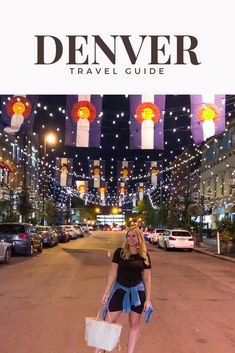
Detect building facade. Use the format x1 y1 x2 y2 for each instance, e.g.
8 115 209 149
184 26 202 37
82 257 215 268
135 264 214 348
200 119 235 228
0 130 39 221
169 146 202 204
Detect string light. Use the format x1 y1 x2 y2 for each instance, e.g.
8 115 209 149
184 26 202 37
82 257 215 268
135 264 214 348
0 96 234 209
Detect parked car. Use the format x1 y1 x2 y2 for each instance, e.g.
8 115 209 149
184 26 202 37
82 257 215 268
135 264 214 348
60 225 77 239
88 225 96 231
158 229 194 251
53 226 70 243
149 228 166 245
72 225 85 238
35 226 58 247
0 240 11 264
103 225 111 231
112 226 122 231
78 223 89 234
0 223 43 256
143 227 154 241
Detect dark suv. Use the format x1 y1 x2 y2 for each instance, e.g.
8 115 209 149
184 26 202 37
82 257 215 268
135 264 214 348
0 223 43 256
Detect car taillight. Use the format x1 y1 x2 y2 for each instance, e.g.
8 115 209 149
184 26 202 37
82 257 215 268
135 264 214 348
19 233 29 239
188 237 194 241
169 236 176 240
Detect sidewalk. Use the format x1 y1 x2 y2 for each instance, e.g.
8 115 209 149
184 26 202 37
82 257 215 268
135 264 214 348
193 244 235 264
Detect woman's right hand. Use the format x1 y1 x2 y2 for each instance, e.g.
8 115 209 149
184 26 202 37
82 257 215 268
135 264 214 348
101 293 109 305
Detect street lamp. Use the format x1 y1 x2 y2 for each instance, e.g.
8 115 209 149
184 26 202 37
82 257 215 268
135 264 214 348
112 207 119 214
44 132 57 159
41 132 57 225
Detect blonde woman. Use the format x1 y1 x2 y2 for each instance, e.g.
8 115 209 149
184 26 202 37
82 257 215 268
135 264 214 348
95 226 152 353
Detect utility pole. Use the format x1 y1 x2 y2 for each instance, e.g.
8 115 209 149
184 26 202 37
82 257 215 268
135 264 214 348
41 133 57 225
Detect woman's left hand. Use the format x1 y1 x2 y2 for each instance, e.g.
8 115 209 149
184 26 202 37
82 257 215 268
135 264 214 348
143 299 151 312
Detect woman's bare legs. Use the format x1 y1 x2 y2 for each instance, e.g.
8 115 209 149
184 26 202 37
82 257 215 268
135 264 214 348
127 311 141 353
93 311 122 353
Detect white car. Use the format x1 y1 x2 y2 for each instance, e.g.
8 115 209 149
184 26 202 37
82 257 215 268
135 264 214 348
73 225 85 238
61 225 77 239
158 229 194 251
112 226 122 231
149 229 166 245
0 240 11 264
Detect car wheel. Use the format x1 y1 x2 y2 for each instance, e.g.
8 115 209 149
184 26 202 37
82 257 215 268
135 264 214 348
156 241 159 248
3 248 11 264
37 242 43 253
26 244 34 256
188 249 193 252
164 242 168 251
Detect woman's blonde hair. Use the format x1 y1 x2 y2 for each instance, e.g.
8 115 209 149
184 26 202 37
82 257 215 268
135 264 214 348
121 226 149 265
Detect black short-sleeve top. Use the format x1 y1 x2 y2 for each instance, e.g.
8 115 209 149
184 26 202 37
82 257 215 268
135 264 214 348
112 247 151 288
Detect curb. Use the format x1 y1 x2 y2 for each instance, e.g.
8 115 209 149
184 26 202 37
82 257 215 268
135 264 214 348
193 247 235 264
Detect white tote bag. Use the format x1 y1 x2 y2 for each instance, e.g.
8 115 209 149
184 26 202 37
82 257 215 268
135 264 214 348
85 309 122 351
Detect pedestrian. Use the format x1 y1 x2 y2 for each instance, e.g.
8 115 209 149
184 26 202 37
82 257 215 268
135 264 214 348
94 226 152 353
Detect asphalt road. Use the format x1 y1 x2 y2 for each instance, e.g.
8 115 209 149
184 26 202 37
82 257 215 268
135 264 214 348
0 231 235 353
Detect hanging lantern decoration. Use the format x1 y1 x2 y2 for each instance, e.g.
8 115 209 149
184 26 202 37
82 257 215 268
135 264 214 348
0 95 38 135
56 158 73 187
137 182 145 201
65 95 103 148
190 95 225 144
132 193 137 208
130 95 165 150
89 160 105 188
99 182 108 205
118 182 126 206
117 161 133 182
76 180 88 198
147 161 159 186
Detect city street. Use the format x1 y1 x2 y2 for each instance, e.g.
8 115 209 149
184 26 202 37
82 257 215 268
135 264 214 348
0 231 235 353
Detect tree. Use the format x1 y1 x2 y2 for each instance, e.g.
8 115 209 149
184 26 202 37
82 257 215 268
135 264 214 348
216 218 235 239
136 197 158 227
0 200 10 222
166 194 202 230
158 204 169 227
17 190 33 222
216 218 235 254
4 212 19 222
72 198 100 222
167 196 181 228
45 199 58 225
0 200 19 222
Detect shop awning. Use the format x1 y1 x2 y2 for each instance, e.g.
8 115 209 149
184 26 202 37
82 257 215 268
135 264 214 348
0 161 14 172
